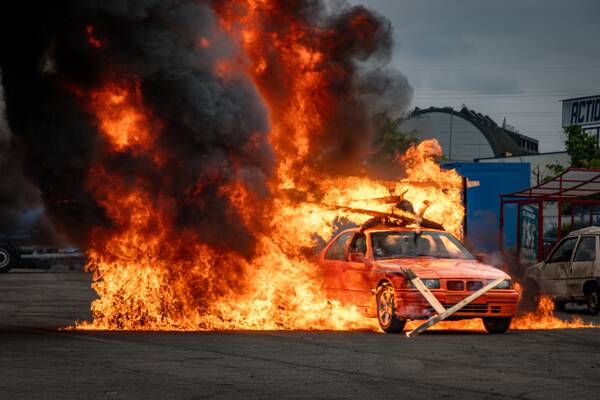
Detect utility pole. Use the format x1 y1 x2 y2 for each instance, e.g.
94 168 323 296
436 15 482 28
448 113 454 161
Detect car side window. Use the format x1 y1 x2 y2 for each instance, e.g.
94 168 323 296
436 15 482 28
348 233 367 256
324 232 353 261
548 237 578 263
574 236 596 262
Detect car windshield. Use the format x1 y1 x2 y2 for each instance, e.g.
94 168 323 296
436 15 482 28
371 231 474 260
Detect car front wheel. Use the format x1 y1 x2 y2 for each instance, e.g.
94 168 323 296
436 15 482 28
482 317 512 334
376 284 406 333
585 285 600 315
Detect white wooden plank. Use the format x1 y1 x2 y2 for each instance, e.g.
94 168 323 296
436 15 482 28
406 277 504 337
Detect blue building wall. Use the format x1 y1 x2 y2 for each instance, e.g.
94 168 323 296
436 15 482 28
443 162 530 253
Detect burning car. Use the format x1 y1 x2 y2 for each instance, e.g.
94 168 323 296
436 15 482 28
522 227 600 315
318 226 519 333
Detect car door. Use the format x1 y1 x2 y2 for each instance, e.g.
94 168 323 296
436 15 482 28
540 236 577 298
321 231 354 303
342 232 372 312
568 235 597 300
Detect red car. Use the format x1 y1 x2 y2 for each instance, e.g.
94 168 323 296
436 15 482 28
318 227 519 333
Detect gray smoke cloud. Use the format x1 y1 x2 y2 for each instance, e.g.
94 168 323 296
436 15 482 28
357 68 413 120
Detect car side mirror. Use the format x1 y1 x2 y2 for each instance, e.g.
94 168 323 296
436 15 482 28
348 253 365 263
475 253 486 263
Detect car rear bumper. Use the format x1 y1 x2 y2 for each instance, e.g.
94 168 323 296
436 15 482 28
394 289 519 319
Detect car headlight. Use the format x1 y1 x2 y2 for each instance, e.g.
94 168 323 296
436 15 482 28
422 279 440 289
400 278 440 289
489 279 512 289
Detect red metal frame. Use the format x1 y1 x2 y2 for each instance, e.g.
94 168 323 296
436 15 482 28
500 168 600 263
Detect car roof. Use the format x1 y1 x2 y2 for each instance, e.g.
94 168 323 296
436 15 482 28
567 226 600 236
338 226 446 235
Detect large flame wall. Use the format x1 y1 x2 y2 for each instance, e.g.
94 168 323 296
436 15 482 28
73 1 465 330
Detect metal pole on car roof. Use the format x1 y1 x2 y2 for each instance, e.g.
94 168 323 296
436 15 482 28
558 175 563 241
499 197 504 254
463 177 468 239
517 203 522 263
448 113 454 161
538 199 544 262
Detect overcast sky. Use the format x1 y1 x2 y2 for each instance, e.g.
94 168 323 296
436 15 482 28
353 0 600 152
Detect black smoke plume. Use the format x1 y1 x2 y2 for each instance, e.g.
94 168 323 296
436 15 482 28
0 0 412 255
0 80 63 244
0 1 274 255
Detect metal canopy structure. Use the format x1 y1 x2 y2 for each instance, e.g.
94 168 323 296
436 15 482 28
500 168 600 263
503 168 600 199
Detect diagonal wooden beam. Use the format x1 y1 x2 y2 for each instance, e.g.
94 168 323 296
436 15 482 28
401 268 445 314
404 270 504 337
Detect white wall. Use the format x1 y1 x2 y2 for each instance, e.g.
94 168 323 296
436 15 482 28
478 152 571 186
398 111 495 161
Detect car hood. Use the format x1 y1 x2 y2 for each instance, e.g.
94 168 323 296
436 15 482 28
374 258 509 280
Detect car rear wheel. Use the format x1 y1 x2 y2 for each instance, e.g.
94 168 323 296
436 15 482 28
585 285 600 315
482 317 512 334
376 284 406 333
0 242 17 274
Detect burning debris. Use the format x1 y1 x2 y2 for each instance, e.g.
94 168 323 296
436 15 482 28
327 195 444 232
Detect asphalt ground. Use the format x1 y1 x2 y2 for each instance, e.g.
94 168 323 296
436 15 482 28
1 269 600 400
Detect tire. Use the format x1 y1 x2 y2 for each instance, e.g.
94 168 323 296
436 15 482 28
585 284 600 315
520 279 540 312
0 242 17 274
483 317 512 334
376 284 406 333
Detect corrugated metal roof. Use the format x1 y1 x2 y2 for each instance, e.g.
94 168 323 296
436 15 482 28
502 168 600 199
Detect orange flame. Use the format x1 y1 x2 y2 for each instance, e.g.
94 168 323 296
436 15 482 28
76 74 462 331
511 296 597 330
73 2 482 332
72 1 466 332
89 81 156 155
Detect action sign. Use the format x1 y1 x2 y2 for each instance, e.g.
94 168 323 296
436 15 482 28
562 95 600 128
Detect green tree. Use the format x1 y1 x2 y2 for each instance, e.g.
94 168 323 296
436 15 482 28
564 125 600 168
369 111 416 163
547 125 600 177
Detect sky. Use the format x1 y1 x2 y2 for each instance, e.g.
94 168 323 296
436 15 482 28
352 0 600 152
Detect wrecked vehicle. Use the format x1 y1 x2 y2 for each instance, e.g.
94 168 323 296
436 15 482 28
0 230 84 273
318 226 519 333
522 226 600 315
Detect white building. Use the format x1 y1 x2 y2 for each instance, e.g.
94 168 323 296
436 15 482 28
398 106 539 162
477 152 571 186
